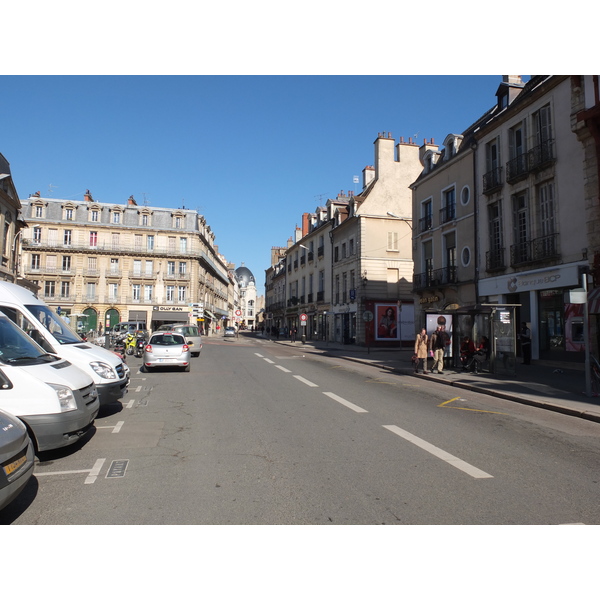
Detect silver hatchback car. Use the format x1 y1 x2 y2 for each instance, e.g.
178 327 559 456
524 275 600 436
143 333 191 372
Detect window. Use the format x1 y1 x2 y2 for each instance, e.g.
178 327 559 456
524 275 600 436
110 258 119 274
46 255 57 272
349 239 354 255
62 255 71 272
108 283 119 301
63 230 72 246
88 256 97 273
334 246 339 262
89 231 98 247
111 233 120 249
91 210 99 222
147 235 155 251
175 216 182 228
442 187 456 222
484 137 502 191
33 227 42 243
167 261 175 275
142 214 149 226
135 235 142 250
179 238 187 253
87 282 96 300
144 285 153 301
178 286 186 302
133 260 142 275
132 284 141 301
420 200 433 232
423 240 433 282
538 181 555 236
460 186 470 206
512 191 529 263
31 254 41 270
179 262 187 275
487 201 504 269
166 285 175 302
387 232 399 252
145 260 153 276
35 205 43 218
112 211 121 224
461 247 471 267
65 208 74 221
168 237 176 252
44 281 55 297
341 243 347 259
444 232 457 282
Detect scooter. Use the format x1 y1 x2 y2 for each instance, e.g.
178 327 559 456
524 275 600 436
135 335 146 358
124 333 136 356
113 334 127 361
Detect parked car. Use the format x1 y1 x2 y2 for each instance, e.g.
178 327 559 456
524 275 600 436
0 408 35 511
224 326 236 337
0 311 99 452
155 324 202 357
0 281 129 407
143 333 191 372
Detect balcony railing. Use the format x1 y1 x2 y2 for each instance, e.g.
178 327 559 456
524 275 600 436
506 153 529 183
418 215 432 233
413 266 457 291
317 291 324 301
510 233 559 266
308 251 314 262
528 139 555 171
483 167 503 195
486 248 506 271
439 204 456 224
317 246 324 257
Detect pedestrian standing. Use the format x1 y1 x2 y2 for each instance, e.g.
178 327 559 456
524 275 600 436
430 326 447 374
414 328 429 373
519 322 531 365
291 327 297 343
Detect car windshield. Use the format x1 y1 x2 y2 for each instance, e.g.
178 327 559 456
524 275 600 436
26 304 83 344
0 315 54 364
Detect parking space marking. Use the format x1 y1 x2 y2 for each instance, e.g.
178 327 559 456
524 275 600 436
323 392 368 413
35 458 107 485
135 386 142 392
95 420 124 433
126 398 136 408
383 425 493 479
293 375 318 387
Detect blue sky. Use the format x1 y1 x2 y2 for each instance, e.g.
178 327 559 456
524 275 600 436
3 74 514 288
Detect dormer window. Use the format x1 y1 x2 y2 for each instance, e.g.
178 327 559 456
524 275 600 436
443 134 464 161
423 150 441 173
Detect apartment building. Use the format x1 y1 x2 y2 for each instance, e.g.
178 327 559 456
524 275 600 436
475 76 588 363
328 134 421 346
0 154 27 286
284 205 334 341
20 191 232 334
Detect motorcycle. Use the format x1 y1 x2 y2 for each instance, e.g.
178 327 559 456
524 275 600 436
124 333 136 356
135 335 146 358
113 334 126 361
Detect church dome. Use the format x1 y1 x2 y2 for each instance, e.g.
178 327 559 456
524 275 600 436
235 265 255 288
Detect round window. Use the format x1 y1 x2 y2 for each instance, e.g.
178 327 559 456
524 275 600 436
461 186 470 206
461 246 471 267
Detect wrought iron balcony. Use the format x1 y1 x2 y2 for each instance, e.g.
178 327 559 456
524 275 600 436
486 248 506 271
418 215 432 233
413 266 457 291
483 167 503 195
506 153 529 183
439 204 456 224
510 233 559 266
528 139 555 171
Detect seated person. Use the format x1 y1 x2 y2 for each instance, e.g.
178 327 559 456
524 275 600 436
460 336 476 369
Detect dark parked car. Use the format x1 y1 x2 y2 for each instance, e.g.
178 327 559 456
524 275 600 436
0 409 35 511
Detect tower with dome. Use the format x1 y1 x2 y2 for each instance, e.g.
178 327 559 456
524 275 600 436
234 264 257 330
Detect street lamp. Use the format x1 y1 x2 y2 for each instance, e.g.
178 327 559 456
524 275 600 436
386 212 413 230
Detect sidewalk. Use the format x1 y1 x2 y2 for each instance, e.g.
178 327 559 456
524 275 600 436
256 333 600 424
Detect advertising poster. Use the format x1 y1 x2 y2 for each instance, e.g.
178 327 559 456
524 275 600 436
426 313 453 357
375 303 400 340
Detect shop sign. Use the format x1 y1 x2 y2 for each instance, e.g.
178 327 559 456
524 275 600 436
153 306 187 312
419 296 439 304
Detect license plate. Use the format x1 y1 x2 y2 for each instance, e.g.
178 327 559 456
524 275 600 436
3 454 27 477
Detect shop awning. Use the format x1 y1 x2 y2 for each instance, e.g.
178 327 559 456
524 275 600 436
204 310 216 320
587 288 600 314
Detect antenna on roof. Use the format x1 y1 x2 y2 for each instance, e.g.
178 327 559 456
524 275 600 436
142 193 148 206
314 193 328 203
48 184 58 196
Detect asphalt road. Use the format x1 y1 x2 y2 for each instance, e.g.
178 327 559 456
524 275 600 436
2 334 600 525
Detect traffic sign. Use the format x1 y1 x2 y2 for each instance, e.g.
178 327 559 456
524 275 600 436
235 309 242 316
300 313 307 322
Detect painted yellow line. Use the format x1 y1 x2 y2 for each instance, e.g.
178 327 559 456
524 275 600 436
438 396 506 415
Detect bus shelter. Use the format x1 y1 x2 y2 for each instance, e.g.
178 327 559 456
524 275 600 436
425 304 518 375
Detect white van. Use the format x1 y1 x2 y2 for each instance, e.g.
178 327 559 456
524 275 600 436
0 282 129 407
0 312 99 452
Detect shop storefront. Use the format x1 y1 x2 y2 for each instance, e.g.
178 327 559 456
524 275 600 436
479 262 588 363
151 305 189 331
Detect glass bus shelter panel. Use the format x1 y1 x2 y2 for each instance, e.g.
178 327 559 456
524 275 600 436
491 307 517 376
